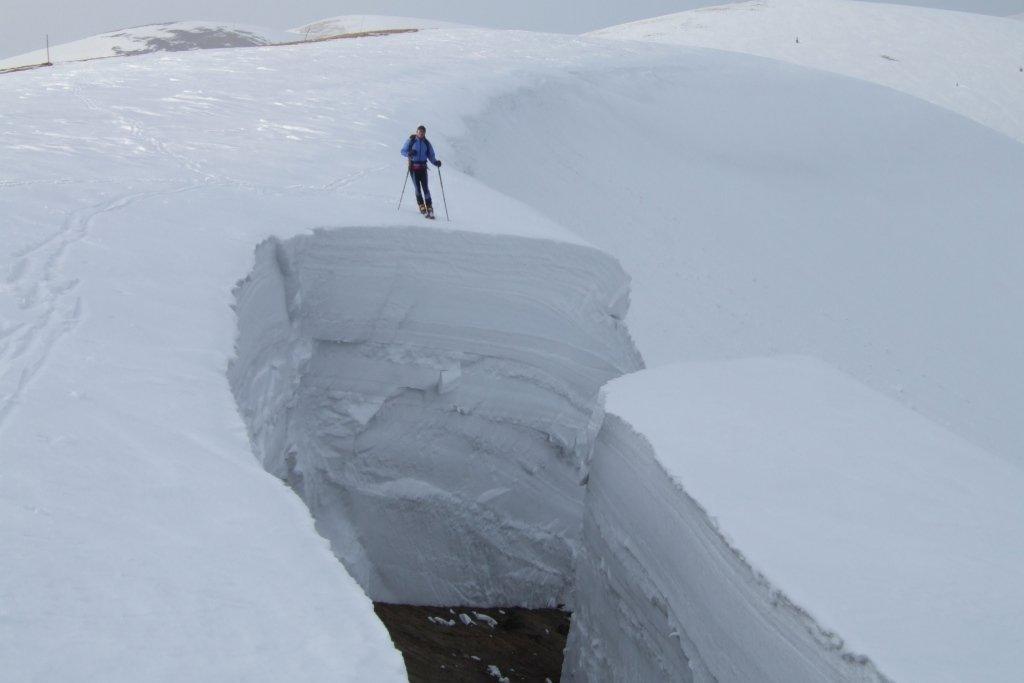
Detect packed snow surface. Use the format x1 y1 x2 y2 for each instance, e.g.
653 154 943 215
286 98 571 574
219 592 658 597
291 15 472 39
591 0 1024 142
230 227 641 606
0 21 291 70
567 357 1024 682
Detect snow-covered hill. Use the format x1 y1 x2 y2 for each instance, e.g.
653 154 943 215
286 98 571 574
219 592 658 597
0 21 290 70
590 0 1024 142
3 15 1023 683
463 60 1024 466
290 14 471 40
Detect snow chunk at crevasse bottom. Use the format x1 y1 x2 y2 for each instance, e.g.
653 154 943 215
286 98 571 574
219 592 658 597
229 227 642 606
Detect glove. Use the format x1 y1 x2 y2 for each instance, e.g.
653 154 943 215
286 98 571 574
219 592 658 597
434 160 442 167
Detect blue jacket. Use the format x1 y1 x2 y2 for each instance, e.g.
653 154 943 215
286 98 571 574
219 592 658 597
401 136 438 165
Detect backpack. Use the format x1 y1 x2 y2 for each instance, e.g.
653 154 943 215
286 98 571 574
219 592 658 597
408 134 432 171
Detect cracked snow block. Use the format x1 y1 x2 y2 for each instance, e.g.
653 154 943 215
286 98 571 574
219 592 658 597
230 226 642 606
438 365 461 394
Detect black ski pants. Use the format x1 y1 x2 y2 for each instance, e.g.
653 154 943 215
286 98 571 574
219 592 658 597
410 167 432 208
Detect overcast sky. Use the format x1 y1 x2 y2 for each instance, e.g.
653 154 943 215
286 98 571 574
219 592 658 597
3 0 1023 60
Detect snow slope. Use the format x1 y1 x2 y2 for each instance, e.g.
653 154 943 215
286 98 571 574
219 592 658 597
3 19 1023 681
461 51 1024 466
590 0 1024 142
566 358 1024 682
0 21 291 70
291 15 472 40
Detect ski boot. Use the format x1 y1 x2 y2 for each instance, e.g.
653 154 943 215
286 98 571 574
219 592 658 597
425 206 436 220
418 203 427 216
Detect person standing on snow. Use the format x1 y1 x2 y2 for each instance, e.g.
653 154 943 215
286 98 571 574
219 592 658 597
401 125 442 219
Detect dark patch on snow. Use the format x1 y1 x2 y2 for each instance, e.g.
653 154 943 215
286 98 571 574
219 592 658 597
109 28 274 56
277 28 419 46
0 62 52 75
374 603 570 682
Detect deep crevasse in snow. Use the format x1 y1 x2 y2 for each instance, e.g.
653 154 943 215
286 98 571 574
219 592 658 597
229 226 643 606
564 358 1024 683
564 413 885 683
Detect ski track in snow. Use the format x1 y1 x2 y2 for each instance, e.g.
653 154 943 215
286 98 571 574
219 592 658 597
0 160 385 434
1 80 215 429
0 186 200 429
0 64 399 431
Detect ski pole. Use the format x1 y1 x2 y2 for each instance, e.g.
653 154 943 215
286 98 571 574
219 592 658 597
437 165 450 222
397 166 410 211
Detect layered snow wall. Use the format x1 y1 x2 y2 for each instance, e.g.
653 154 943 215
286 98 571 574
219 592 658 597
565 414 885 683
230 226 642 606
565 358 1024 683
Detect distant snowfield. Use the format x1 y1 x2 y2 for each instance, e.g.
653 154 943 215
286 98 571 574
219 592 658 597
2 12 1024 683
0 21 291 70
590 0 1024 142
290 14 472 40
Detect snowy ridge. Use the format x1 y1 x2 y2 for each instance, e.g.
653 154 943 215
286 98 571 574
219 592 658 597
230 227 642 606
590 0 1024 142
0 21 290 70
290 15 472 40
566 358 1024 682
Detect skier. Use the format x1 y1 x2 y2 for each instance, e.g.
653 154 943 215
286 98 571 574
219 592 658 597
401 125 442 219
